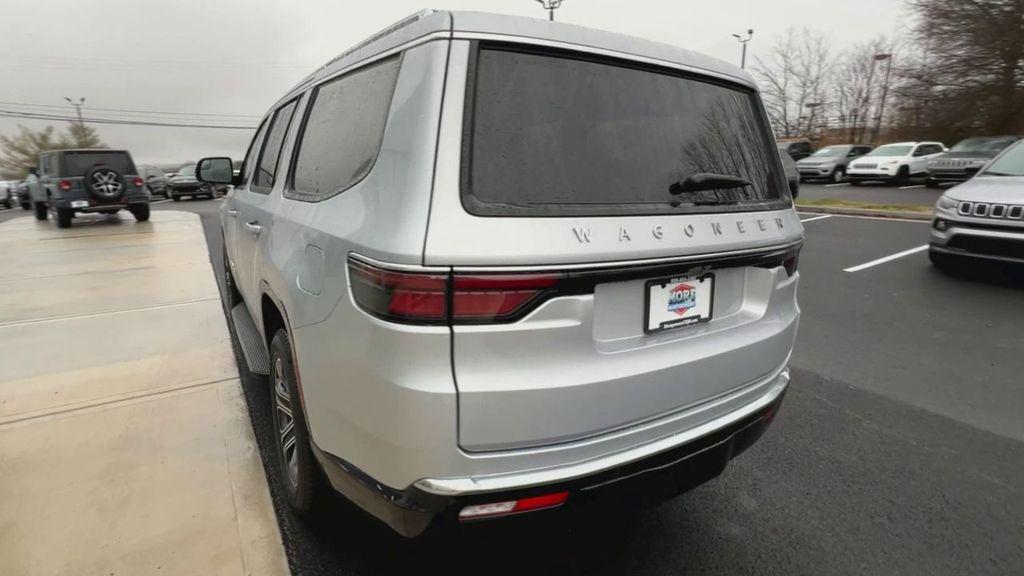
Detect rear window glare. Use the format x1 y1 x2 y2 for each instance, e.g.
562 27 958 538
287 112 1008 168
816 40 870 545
62 152 136 177
461 44 788 217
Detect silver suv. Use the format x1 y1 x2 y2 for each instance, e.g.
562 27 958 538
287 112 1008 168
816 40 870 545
930 139 1024 267
197 10 803 537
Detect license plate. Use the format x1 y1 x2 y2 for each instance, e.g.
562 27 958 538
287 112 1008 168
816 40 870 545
644 274 714 333
70 200 89 208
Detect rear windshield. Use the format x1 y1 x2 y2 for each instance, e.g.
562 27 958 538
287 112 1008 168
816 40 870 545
463 45 787 217
62 152 136 176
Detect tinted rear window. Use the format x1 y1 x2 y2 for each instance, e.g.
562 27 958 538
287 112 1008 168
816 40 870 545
63 152 135 176
463 45 787 216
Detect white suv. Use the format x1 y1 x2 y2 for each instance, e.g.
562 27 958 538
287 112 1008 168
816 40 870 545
847 141 946 185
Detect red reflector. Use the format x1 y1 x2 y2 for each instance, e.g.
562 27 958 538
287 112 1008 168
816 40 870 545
58 180 72 191
459 491 569 521
133 177 144 187
452 273 562 321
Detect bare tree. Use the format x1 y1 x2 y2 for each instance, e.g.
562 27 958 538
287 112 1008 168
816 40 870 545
831 36 898 143
752 28 835 139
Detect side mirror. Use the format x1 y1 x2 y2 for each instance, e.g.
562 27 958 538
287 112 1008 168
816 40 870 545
196 157 236 185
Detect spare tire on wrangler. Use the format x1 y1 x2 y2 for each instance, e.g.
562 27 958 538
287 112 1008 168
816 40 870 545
83 165 126 201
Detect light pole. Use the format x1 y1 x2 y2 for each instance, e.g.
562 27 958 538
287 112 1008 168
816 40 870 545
64 96 86 126
535 0 563 21
871 53 893 144
732 29 754 69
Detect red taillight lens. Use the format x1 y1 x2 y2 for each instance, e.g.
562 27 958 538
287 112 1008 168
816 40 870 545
458 491 569 521
348 258 564 325
133 177 144 188
58 180 72 191
348 259 448 324
452 274 560 321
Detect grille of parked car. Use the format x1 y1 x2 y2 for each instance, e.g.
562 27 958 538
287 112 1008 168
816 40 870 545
937 159 975 167
957 201 1024 220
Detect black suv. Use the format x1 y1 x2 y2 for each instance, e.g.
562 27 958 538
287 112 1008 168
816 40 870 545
38 149 150 228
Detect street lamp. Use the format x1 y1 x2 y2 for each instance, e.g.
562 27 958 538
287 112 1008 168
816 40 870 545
871 53 893 143
64 96 86 126
732 29 754 69
805 102 824 136
535 0 563 21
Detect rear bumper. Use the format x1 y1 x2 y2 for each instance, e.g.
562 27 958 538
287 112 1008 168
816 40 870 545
313 366 789 537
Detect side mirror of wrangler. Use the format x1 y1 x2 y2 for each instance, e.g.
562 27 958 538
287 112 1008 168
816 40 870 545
196 157 237 185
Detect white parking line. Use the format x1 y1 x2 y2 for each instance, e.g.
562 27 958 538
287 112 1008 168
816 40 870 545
825 183 851 188
800 214 833 223
843 245 929 273
899 184 924 189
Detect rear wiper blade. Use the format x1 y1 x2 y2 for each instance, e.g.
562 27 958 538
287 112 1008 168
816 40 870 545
669 172 752 195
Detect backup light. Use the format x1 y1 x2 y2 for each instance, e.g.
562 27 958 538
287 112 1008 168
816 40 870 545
458 491 569 521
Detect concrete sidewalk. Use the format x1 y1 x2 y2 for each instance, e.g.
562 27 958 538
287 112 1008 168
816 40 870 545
0 212 287 575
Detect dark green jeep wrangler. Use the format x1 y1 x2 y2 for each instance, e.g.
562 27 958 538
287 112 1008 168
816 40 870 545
38 149 151 228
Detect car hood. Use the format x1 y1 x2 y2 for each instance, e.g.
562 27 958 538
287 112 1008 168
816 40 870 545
851 156 902 165
796 157 839 165
169 176 197 184
935 151 999 161
946 176 1024 204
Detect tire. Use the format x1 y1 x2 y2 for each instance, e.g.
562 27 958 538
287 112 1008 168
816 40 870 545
925 178 941 189
83 165 126 201
171 193 181 202
831 167 846 183
33 201 47 221
20 201 30 210
222 244 242 309
894 166 910 186
2 199 10 209
56 208 73 229
929 249 954 272
129 204 150 222
269 329 325 516
849 180 862 187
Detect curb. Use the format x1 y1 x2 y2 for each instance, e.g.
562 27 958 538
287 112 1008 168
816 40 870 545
796 204 932 221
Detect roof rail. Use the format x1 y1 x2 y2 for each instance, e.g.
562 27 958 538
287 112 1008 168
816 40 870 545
287 10 438 96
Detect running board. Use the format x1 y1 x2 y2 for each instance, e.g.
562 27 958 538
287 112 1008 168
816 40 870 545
230 303 271 375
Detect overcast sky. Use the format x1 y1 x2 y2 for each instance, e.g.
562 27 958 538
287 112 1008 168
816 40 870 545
0 0 908 166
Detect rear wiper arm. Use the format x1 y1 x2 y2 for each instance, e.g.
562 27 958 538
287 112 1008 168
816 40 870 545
669 172 752 195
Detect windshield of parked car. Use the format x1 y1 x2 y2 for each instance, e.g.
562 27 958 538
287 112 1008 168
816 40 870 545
950 137 1018 153
865 145 912 157
176 164 196 177
464 45 786 216
62 152 136 176
981 142 1024 176
811 146 851 157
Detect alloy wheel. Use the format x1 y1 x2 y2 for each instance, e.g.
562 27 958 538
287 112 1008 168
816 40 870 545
273 357 299 488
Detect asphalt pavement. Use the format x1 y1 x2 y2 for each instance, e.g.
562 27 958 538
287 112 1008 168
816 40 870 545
12 198 1014 575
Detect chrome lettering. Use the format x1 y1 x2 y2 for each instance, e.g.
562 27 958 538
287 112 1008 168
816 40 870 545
736 221 746 233
757 219 767 232
684 224 695 238
619 227 631 242
775 217 785 230
572 226 592 243
711 222 723 236
652 225 664 240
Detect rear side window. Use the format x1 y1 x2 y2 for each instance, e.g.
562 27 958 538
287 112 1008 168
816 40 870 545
253 100 298 193
288 56 401 202
62 152 136 176
463 45 786 217
240 121 269 187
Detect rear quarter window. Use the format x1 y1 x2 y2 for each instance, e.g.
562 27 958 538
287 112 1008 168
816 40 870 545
287 55 401 202
462 44 788 217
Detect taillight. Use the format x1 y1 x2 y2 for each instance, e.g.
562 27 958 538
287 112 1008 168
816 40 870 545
458 491 569 521
348 258 564 325
133 177 144 187
348 258 448 324
782 245 801 277
58 180 71 191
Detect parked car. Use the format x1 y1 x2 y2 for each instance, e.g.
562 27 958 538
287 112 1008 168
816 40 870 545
930 139 1024 268
166 163 214 201
779 149 800 197
198 10 803 538
138 164 170 198
925 136 1021 188
777 139 815 161
37 149 150 228
796 144 872 183
13 180 30 210
0 181 12 209
846 141 946 185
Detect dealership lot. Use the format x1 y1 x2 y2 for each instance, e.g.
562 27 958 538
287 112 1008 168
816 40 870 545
0 198 1020 575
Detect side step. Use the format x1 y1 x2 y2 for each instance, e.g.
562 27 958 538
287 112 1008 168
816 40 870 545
230 303 271 375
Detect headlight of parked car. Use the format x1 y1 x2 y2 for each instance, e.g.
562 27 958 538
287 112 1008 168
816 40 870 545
936 195 957 210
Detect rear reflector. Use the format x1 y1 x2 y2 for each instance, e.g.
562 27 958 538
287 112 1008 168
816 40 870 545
458 491 569 521
58 180 72 191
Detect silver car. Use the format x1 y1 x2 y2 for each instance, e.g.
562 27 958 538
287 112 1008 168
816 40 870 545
197 10 803 537
930 139 1024 267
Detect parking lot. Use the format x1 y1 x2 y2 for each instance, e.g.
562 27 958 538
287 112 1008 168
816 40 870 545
0 189 1021 575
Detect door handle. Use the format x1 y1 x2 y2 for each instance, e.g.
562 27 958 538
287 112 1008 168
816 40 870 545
244 221 262 236
226 209 238 217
